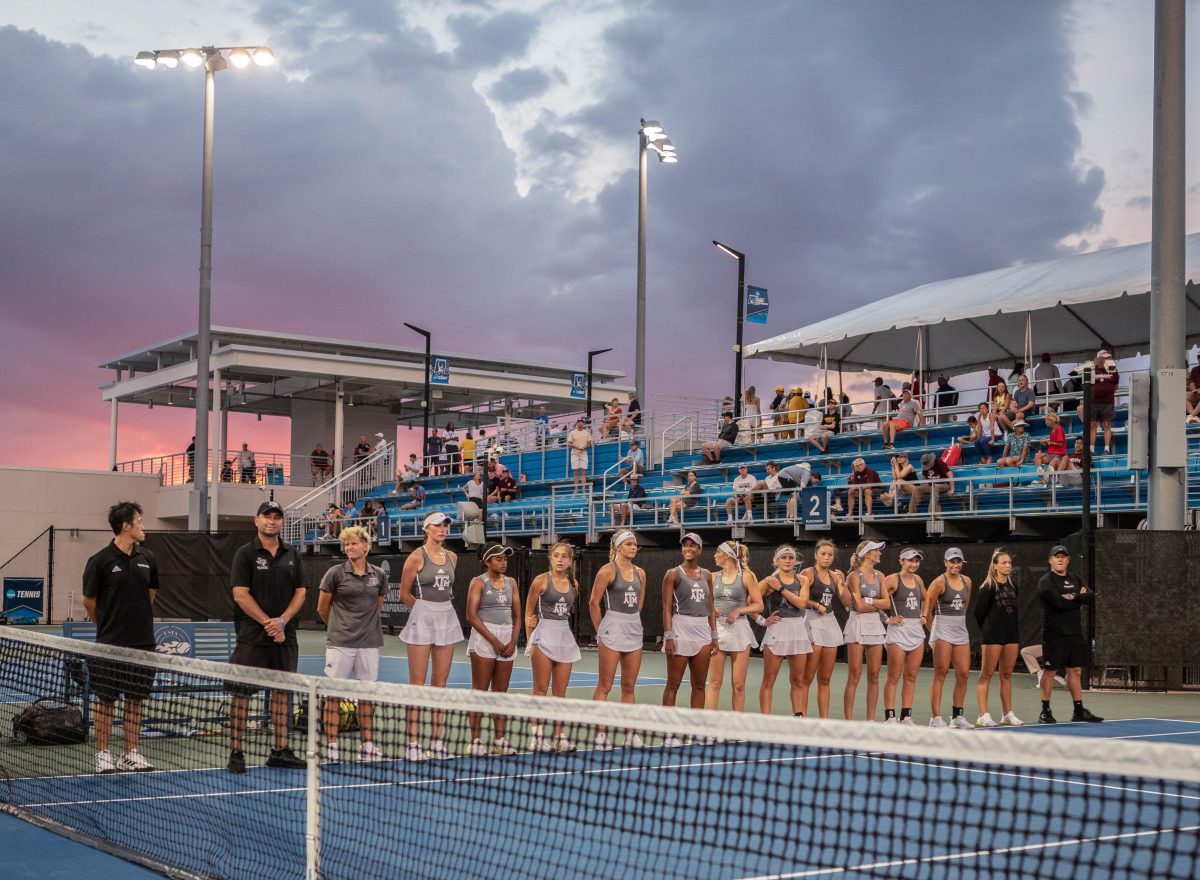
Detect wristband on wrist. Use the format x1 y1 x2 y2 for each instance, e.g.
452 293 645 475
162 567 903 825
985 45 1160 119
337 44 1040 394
663 630 673 640
864 597 874 606
755 614 768 626
711 630 719 640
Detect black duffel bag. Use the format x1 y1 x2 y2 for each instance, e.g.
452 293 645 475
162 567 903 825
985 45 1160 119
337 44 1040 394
12 698 87 745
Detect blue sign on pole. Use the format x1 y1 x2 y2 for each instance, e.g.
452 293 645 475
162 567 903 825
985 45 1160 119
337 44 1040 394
746 285 769 324
570 372 587 399
2 577 44 623
430 357 450 385
800 487 830 530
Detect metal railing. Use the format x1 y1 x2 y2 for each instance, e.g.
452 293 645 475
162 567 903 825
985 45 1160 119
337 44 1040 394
116 449 331 488
283 443 395 544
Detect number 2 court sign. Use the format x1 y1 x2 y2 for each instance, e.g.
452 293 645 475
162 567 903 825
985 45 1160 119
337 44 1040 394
3 577 44 623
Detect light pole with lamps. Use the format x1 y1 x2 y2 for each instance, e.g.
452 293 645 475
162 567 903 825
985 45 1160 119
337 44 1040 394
635 119 677 414
134 44 276 531
712 240 746 418
586 348 613 432
404 323 432 471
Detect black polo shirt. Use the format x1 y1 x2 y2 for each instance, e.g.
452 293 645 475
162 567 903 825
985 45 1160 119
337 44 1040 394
82 540 158 648
1038 571 1093 639
229 537 305 646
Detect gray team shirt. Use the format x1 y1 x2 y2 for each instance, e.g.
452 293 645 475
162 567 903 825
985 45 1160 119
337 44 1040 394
605 564 643 615
768 572 805 619
672 566 710 618
936 579 968 617
713 571 748 615
320 561 388 648
476 575 515 625
414 547 455 603
893 576 922 620
539 578 575 621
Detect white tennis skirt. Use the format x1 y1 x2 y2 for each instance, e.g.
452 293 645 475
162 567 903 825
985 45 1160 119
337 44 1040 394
525 619 582 664
930 615 970 646
597 613 644 653
400 600 465 647
885 618 927 653
843 611 886 646
467 621 516 662
716 616 758 653
670 615 713 658
760 617 813 657
806 611 844 648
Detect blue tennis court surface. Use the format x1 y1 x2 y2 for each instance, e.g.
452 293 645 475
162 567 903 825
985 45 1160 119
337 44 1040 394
993 717 1200 746
297 655 668 689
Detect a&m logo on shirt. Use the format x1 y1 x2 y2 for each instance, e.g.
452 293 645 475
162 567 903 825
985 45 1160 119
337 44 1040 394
690 586 706 604
950 594 964 611
433 568 450 592
623 588 637 608
553 598 569 616
906 594 918 610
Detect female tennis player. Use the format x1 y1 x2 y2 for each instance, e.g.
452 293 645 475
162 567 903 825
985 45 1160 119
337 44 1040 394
844 540 888 720
882 547 927 724
399 511 465 760
661 532 717 746
925 547 974 729
757 545 812 716
705 540 763 713
973 548 1024 727
464 542 521 756
525 541 583 752
589 530 647 749
798 538 849 719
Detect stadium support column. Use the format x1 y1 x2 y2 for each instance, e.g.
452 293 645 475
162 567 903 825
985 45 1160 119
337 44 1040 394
712 241 746 418
334 383 345 479
1148 0 1186 530
210 369 221 532
109 398 118 470
190 64 216 532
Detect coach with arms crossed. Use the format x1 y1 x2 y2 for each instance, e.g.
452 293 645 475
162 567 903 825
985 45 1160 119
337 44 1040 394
227 500 309 773
1037 545 1102 725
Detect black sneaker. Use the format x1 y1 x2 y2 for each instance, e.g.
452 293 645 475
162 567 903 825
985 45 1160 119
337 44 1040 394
1038 708 1057 725
1071 706 1104 723
227 749 246 774
266 747 306 768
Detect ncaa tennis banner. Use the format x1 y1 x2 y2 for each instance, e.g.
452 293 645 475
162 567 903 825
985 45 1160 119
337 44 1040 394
3 577 44 623
570 372 587 399
431 356 450 385
746 286 769 324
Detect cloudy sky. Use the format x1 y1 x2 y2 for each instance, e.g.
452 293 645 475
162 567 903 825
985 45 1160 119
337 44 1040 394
2 0 1198 468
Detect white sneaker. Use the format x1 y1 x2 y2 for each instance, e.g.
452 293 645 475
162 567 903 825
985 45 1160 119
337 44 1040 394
929 716 948 729
556 735 577 753
360 741 384 761
975 713 998 729
117 749 153 772
427 739 451 760
530 735 552 753
899 717 915 726
405 741 426 762
1035 669 1045 688
1103 447 1111 456
1002 711 1025 727
96 749 116 774
662 733 684 748
884 717 898 724
325 742 341 763
492 738 518 756
621 732 645 748
950 716 974 730
727 514 735 524
468 739 488 757
594 732 613 751
743 511 753 522
692 734 714 745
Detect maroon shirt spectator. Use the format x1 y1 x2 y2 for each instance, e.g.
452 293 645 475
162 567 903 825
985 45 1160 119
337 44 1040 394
845 457 881 518
1087 350 1119 455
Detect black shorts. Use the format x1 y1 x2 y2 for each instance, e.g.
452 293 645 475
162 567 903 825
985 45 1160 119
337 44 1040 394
980 618 1021 646
1092 401 1114 422
1041 636 1088 673
226 642 299 696
89 649 157 703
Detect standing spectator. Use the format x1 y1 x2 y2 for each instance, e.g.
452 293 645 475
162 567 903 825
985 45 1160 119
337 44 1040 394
934 376 958 423
1032 353 1061 405
534 405 550 446
846 457 881 519
373 432 389 454
786 387 809 437
226 500 308 773
625 390 642 431
1187 378 1200 424
310 442 333 484
768 385 787 426
985 366 1005 397
667 470 705 525
1011 375 1037 421
1037 546 1102 724
461 430 477 473
996 419 1032 468
1008 362 1025 383
616 439 645 483
434 427 451 475
398 483 426 511
185 436 196 483
566 418 593 493
353 436 371 465
610 473 647 527
422 429 442 476
237 442 256 484
603 398 623 438
82 501 159 774
443 424 462 474
462 470 486 515
700 412 739 464
725 463 757 523
744 386 763 441
1085 349 1118 456
881 388 922 450
879 453 917 512
807 399 840 453
871 377 894 418
911 452 954 515
316 525 388 762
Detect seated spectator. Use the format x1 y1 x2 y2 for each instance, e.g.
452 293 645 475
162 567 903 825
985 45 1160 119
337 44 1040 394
488 471 519 504
398 484 426 511
966 402 1004 464
911 452 954 515
1032 352 1060 404
462 470 485 513
881 388 921 450
996 419 1032 468
1188 379 1200 425
879 452 917 511
725 464 757 523
617 440 645 482
752 461 783 507
359 499 379 539
1051 438 1086 486
1011 375 1037 421
320 502 345 538
845 457 881 519
700 413 739 463
604 398 623 438
667 470 704 525
934 375 958 423
310 443 333 483
991 383 1017 431
769 385 787 426
353 435 371 465
1034 412 1067 473
610 474 648 527
624 391 643 433
807 400 840 453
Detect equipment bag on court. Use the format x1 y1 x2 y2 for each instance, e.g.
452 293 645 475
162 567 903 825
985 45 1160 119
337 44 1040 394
12 698 87 745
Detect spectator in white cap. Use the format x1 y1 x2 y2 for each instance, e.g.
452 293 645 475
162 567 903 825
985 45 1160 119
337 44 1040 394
995 418 1032 468
1084 348 1118 456
726 463 757 523
373 432 388 454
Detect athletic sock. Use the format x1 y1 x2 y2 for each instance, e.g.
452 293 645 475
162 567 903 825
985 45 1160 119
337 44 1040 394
793 712 804 718
884 709 896 720
951 706 963 719
1073 700 1083 712
1041 700 1051 711
900 708 912 720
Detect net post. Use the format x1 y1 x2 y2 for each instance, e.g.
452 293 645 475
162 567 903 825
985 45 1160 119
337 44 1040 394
304 681 321 880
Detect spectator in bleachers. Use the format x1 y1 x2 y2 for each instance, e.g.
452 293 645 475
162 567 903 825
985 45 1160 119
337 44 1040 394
353 435 371 465
423 430 442 476
786 386 808 438
1011 375 1037 422
726 464 757 523
462 470 485 514
846 457 881 519
186 435 196 482
881 388 922 451
871 378 894 417
1033 411 1066 476
237 442 256 483
1032 353 1060 404
1085 349 1119 456
359 499 379 539
488 470 519 505
701 412 739 464
1060 369 1082 426
1052 437 1086 486
220 458 234 483
968 401 1004 464
807 399 840 453
461 431 476 473
743 387 763 441
616 439 644 483
1187 378 1200 424
310 442 333 484
625 390 642 432
398 484 426 511
996 419 1032 469
402 453 423 485
535 405 550 446
991 383 1017 431
321 502 345 538
777 460 816 520
567 419 592 492
934 375 958 423
769 385 787 426
604 398 623 438
986 366 1004 397
839 391 852 425
373 432 389 454
443 425 462 474
667 470 704 525
609 474 647 527
879 453 917 513
912 452 954 515
751 461 782 507
1008 362 1025 382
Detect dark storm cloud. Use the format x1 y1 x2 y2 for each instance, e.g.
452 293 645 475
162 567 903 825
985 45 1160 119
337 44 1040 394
489 66 555 104
448 10 539 67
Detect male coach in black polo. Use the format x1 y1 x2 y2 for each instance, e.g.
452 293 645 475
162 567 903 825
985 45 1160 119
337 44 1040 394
227 500 309 773
81 501 159 774
1037 545 1103 725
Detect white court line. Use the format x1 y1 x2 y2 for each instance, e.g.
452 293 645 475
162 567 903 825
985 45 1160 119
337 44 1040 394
734 824 1200 879
1111 730 1200 740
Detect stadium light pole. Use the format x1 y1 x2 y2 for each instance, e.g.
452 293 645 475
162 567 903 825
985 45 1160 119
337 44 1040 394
404 323 432 470
135 44 276 531
635 119 677 415
587 348 613 432
713 241 746 418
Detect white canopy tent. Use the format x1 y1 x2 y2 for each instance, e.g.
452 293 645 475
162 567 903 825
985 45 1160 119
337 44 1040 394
746 234 1200 376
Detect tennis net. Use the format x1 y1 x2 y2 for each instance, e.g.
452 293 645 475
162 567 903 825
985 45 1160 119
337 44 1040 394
1 627 1198 880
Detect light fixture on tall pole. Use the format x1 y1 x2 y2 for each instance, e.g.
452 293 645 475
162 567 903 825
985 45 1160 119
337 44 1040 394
135 44 276 531
587 348 613 431
404 323 432 468
635 118 677 415
713 241 746 418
